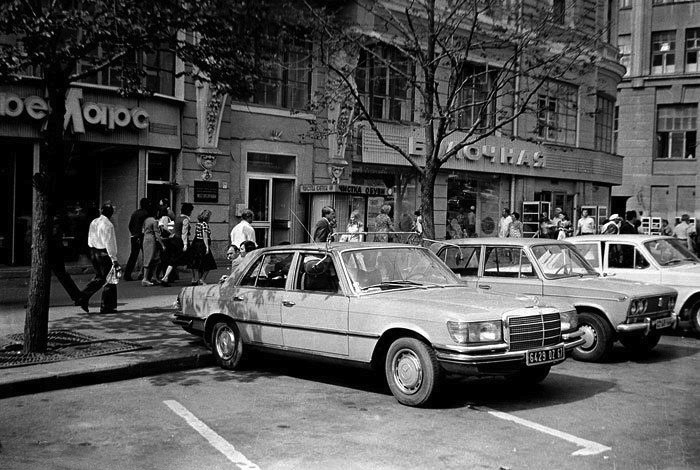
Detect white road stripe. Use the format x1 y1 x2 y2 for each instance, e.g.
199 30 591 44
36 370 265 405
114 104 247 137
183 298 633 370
482 407 611 456
164 400 260 470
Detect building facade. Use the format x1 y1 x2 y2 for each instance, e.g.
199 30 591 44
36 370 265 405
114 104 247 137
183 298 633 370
613 0 700 226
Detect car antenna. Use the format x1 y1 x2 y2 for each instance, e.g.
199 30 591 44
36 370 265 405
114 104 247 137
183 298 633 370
290 208 322 249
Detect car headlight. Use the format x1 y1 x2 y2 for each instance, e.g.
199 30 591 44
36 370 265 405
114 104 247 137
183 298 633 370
640 299 648 314
629 300 639 315
560 310 578 331
447 321 502 344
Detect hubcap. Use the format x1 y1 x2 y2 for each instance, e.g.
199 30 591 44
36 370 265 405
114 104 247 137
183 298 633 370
392 348 423 394
579 324 597 351
215 326 236 360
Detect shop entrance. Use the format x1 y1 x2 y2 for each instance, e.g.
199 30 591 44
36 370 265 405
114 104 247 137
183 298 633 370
0 144 33 266
247 176 295 247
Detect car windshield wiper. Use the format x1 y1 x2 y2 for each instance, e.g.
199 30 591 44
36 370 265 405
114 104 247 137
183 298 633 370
661 259 684 266
362 280 423 290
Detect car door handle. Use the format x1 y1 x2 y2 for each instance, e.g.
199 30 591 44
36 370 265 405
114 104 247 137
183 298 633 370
478 284 491 290
282 300 295 307
232 296 244 302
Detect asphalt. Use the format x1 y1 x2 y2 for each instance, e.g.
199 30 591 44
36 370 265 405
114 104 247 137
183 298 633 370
0 265 230 399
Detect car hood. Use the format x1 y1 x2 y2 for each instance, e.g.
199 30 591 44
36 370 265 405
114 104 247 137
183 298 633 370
660 263 700 285
548 276 675 299
360 286 557 322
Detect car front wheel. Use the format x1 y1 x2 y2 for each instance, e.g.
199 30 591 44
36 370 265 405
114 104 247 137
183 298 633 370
211 321 244 370
572 312 614 362
385 337 441 407
689 299 700 334
619 330 661 355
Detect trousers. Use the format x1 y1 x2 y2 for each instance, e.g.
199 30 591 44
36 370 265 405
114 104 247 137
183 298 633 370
81 248 117 312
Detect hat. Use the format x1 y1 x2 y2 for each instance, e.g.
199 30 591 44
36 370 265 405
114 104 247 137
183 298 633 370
609 214 620 221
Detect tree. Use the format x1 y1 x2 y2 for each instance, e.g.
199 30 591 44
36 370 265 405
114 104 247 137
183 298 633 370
308 0 607 239
0 0 309 353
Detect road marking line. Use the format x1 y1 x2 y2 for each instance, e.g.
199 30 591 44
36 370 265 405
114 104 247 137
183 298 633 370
481 407 611 456
164 400 260 470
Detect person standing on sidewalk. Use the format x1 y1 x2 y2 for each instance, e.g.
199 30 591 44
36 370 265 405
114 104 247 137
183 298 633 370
160 202 194 286
76 203 119 314
141 207 165 286
188 209 217 285
227 209 256 266
576 209 596 236
123 198 149 281
313 206 336 242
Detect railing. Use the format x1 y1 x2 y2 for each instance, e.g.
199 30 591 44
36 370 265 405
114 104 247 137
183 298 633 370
330 231 426 246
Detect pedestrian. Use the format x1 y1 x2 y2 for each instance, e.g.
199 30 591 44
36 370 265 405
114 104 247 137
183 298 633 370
159 198 176 221
601 214 621 234
313 206 336 242
228 209 256 262
340 210 365 242
156 206 174 279
498 208 513 238
412 209 423 236
672 214 696 250
50 212 82 304
141 206 165 286
557 213 573 239
76 203 120 314
230 240 257 272
123 198 150 281
466 206 476 237
160 202 194 286
634 219 643 234
374 204 394 242
576 209 596 236
188 209 217 285
509 212 523 238
660 219 673 236
619 210 638 234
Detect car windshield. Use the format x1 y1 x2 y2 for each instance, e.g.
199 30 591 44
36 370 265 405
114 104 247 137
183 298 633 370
341 247 461 291
644 239 700 266
531 243 598 279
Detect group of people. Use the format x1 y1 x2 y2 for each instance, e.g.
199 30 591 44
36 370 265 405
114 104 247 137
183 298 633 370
311 205 424 243
123 198 217 287
446 206 477 239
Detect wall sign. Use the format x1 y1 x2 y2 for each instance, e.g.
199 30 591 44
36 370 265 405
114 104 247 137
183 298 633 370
193 180 219 203
445 142 546 168
299 183 387 196
0 88 149 133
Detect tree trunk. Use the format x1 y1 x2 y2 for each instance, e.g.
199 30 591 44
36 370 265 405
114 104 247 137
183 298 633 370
419 165 439 240
23 69 68 353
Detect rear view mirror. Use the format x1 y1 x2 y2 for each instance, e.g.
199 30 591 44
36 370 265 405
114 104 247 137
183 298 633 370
304 257 329 276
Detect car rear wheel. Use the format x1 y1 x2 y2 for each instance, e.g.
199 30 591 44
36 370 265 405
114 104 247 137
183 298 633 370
385 337 441 407
509 365 551 385
689 299 700 334
619 331 661 355
211 321 244 370
572 312 613 362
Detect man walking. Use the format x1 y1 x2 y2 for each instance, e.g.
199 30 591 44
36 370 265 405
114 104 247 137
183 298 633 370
123 198 149 281
313 206 336 242
576 209 596 236
77 203 119 314
498 208 512 238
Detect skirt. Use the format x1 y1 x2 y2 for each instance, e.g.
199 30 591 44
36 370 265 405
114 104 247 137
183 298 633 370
188 238 217 271
142 234 160 268
162 237 185 266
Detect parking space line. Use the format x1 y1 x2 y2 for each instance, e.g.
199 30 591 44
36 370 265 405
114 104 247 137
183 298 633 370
164 400 260 470
481 407 611 456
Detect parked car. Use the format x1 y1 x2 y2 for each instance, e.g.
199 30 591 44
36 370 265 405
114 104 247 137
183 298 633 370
568 234 700 333
173 243 583 407
430 238 678 362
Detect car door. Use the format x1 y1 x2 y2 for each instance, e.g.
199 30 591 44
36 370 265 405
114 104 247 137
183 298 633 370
604 242 656 283
437 244 480 288
477 245 544 296
225 252 290 346
280 252 350 357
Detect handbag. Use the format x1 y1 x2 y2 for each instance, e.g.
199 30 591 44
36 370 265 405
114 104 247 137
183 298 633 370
106 265 121 284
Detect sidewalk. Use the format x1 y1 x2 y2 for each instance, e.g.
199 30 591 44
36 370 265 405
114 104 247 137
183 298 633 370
0 267 229 398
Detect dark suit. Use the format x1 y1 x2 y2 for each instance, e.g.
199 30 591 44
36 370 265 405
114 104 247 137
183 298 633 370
313 218 333 242
619 221 637 234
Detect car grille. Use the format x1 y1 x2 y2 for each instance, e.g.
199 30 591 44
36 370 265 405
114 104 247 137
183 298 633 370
630 295 674 316
506 312 561 352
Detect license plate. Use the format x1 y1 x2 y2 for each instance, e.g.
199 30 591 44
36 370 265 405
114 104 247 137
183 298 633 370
653 317 673 330
526 346 564 366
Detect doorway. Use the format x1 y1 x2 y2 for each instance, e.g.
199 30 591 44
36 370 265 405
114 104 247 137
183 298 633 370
247 176 296 247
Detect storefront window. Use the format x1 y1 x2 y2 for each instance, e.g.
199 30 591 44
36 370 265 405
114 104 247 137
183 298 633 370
446 173 503 238
147 152 173 208
352 168 419 234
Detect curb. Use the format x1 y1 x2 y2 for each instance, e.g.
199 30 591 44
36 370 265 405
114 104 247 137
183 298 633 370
0 351 214 399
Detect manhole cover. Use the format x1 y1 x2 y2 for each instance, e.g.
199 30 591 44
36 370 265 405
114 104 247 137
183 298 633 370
0 329 149 368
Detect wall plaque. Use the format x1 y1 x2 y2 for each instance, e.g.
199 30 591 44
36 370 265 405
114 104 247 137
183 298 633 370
193 180 219 203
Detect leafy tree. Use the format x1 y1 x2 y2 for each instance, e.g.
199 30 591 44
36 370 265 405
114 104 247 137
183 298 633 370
308 0 608 239
0 0 308 352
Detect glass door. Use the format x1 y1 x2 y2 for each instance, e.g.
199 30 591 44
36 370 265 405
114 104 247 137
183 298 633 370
248 177 270 247
248 176 296 247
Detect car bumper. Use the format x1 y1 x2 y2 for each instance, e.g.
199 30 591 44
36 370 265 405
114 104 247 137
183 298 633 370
617 314 676 335
434 330 585 375
172 314 206 334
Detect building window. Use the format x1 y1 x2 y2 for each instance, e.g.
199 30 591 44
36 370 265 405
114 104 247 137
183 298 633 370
552 0 566 24
253 39 311 110
456 63 496 131
686 28 700 73
535 81 578 145
656 104 697 159
619 0 631 8
613 105 619 154
619 35 631 77
356 45 413 122
595 95 615 153
146 152 174 205
651 31 676 75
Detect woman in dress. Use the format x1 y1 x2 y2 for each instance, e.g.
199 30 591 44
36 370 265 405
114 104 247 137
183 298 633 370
374 204 394 242
509 212 524 238
340 210 364 242
188 209 217 285
141 207 165 286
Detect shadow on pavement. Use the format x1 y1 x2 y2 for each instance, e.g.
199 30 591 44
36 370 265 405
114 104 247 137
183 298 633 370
604 339 699 365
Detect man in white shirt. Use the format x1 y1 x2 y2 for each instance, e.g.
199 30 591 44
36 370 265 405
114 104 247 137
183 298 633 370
77 203 119 314
228 209 256 265
576 209 596 235
673 214 696 250
498 208 513 238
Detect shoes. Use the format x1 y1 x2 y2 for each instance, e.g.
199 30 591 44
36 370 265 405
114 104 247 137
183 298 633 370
141 280 154 287
152 279 162 285
75 297 89 313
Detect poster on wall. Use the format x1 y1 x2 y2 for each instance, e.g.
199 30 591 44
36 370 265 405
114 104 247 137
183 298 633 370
193 180 219 203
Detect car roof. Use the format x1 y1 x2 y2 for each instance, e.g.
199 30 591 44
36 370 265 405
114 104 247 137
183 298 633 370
257 242 425 253
431 237 574 248
567 235 676 244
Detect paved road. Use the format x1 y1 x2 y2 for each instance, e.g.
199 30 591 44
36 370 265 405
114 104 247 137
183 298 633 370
1 335 698 469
